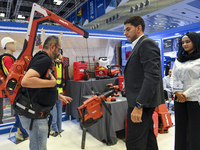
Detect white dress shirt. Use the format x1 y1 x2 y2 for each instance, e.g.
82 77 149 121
163 75 172 93
131 34 144 49
171 58 200 102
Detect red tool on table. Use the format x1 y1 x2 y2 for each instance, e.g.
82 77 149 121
77 88 116 149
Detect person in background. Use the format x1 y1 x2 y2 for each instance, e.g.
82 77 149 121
163 69 173 93
19 36 72 150
50 52 65 137
1 37 29 140
171 32 200 150
165 61 171 76
123 16 164 150
163 69 174 110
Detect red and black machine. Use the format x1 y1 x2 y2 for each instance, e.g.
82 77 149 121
73 61 89 81
154 104 173 133
105 83 119 102
0 3 88 104
95 64 122 80
78 86 116 149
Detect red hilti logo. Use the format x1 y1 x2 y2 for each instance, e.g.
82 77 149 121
165 114 169 126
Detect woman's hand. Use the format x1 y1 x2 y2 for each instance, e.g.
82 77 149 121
175 92 187 103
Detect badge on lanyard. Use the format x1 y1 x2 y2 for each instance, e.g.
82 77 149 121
173 80 184 92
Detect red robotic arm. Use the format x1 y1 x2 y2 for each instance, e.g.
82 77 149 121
0 3 89 104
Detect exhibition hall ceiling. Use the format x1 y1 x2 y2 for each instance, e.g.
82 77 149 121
0 0 200 35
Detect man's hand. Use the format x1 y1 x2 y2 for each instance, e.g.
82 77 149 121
175 92 187 103
131 107 143 123
58 94 73 104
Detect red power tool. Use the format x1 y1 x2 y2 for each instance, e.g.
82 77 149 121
77 90 114 128
0 3 88 104
105 83 119 102
154 104 173 133
73 61 89 81
78 89 115 149
95 65 122 80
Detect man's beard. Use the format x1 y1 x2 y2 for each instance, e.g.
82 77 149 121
51 48 58 60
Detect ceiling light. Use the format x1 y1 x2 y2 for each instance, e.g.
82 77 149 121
115 14 120 19
138 2 144 9
105 19 108 24
54 0 63 5
17 15 25 19
144 0 150 6
129 7 133 13
0 13 5 17
133 5 138 11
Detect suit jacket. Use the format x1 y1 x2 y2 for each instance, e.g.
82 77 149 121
124 35 164 108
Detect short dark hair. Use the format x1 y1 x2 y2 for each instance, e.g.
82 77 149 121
43 36 59 50
124 16 145 32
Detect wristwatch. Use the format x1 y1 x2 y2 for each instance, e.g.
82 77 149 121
135 102 143 108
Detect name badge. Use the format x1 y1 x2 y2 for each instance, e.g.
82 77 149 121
173 80 184 92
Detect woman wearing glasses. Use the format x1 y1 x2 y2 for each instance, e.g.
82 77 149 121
171 32 200 150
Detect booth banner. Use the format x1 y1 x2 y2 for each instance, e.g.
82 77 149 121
71 12 76 24
105 0 128 13
164 56 172 67
105 0 116 13
117 0 129 6
77 8 82 27
77 3 88 26
96 0 105 18
88 0 96 22
66 16 71 22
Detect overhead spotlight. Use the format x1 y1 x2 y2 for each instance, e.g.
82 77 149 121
133 5 138 11
129 7 133 13
96 24 99 29
144 0 150 6
115 14 120 19
109 17 112 22
0 13 5 17
138 2 144 9
113 15 115 20
105 19 108 24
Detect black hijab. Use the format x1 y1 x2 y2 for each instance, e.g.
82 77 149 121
177 32 200 62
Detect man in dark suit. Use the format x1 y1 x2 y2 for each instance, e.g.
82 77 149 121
124 16 164 150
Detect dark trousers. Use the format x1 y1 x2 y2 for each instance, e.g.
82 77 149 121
175 101 200 150
0 98 3 124
126 107 158 150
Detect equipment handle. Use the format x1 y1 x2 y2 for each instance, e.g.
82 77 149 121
100 90 114 115
101 98 112 115
81 127 87 149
